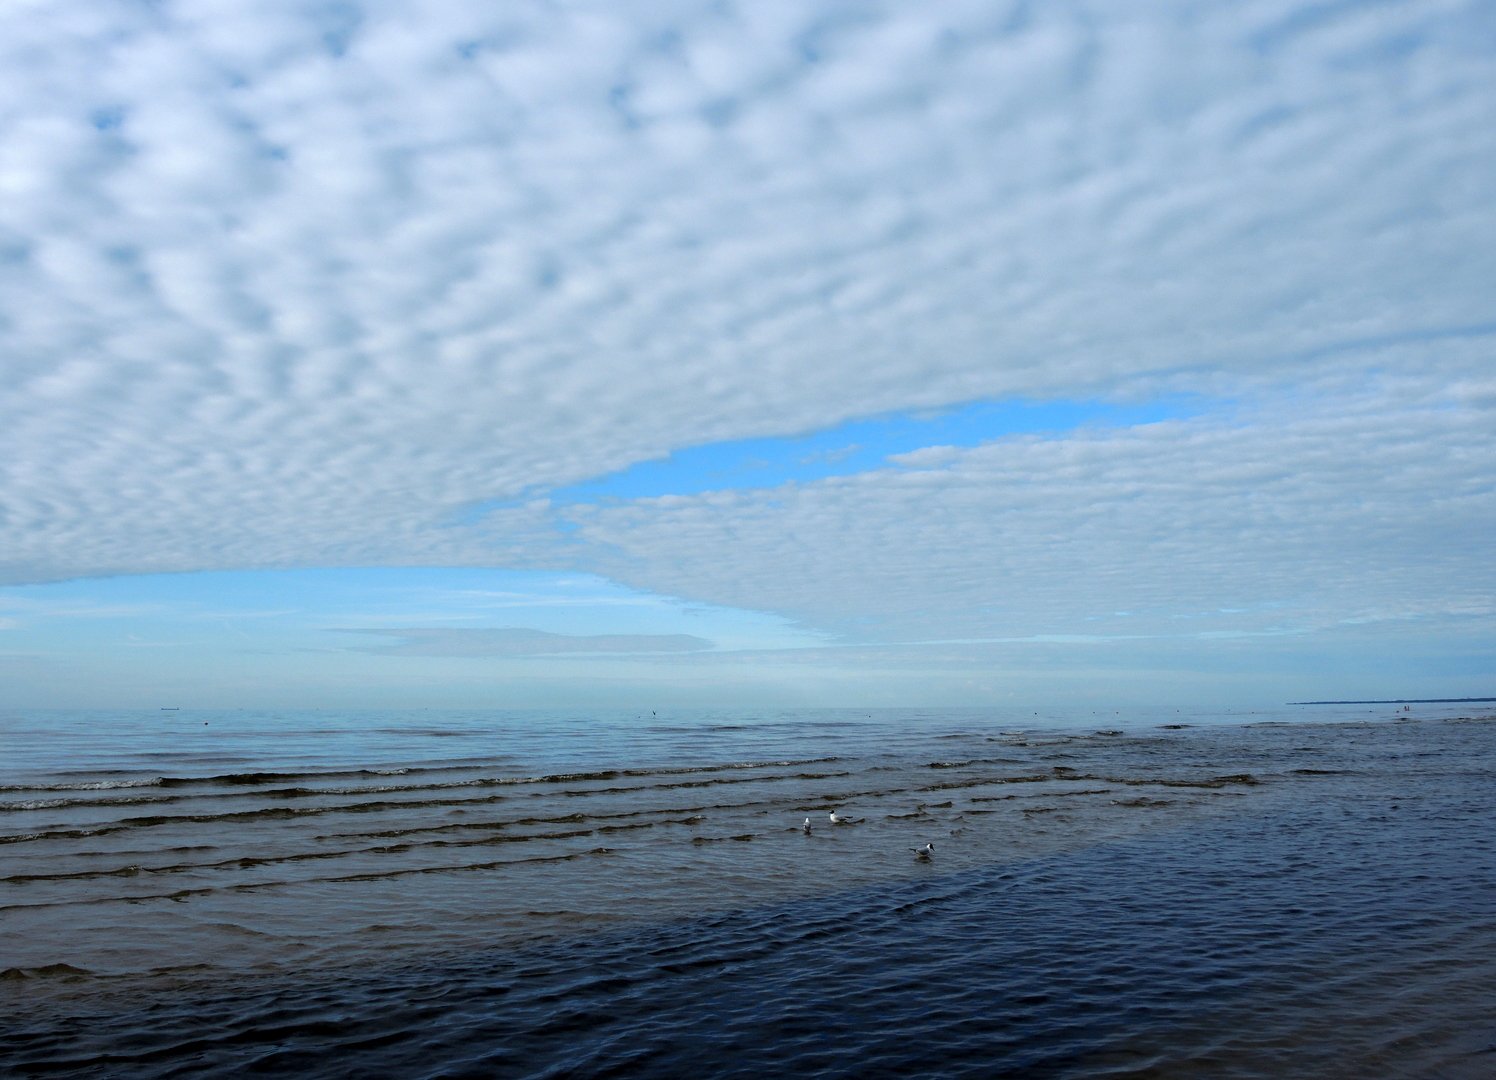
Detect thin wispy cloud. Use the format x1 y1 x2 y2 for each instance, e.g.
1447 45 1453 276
348 627 714 658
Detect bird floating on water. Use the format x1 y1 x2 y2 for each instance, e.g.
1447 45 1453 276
912 842 934 861
829 810 860 825
802 818 812 835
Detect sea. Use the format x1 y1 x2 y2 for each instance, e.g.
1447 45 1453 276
2 703 1493 1078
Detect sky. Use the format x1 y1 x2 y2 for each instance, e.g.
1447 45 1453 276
1 0 1493 709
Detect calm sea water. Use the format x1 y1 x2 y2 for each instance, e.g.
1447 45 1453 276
3 704 1493 1077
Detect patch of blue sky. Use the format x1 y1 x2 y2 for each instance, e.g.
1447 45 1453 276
548 396 1204 505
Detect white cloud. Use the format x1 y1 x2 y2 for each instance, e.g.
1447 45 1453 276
348 627 713 656
562 375 1496 644
0 0 1492 663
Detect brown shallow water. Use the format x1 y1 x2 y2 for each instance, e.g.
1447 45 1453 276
2 707 1494 1076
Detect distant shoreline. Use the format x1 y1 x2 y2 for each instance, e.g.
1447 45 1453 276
1289 697 1496 705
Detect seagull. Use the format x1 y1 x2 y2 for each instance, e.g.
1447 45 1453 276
802 818 812 835
912 842 935 861
829 810 858 825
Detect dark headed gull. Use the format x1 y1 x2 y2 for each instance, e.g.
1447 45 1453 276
912 842 934 861
829 810 859 825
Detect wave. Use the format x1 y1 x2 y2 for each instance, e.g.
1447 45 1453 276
2 843 622 912
0 963 93 981
0 778 166 793
0 794 179 811
0 763 852 831
1 809 724 888
0 758 839 800
0 772 890 848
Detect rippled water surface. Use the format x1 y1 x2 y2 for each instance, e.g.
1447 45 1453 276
3 705 1494 1077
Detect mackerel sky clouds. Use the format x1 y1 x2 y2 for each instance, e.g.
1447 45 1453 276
2 0 1493 707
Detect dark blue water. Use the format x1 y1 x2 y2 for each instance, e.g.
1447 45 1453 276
4 710 1494 1077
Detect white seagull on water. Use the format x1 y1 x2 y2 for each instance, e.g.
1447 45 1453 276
912 842 935 861
802 818 812 835
829 809 860 825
